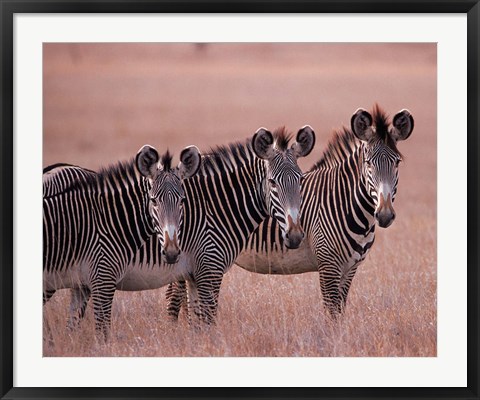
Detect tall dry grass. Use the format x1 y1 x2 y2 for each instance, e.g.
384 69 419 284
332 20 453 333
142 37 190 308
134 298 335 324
43 208 436 357
43 43 436 357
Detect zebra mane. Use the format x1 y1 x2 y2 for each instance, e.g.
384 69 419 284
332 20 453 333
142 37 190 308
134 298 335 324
310 105 400 171
371 103 390 140
200 128 293 175
200 139 254 175
368 104 402 155
273 127 293 151
161 150 173 172
97 159 138 183
309 128 360 171
60 159 139 194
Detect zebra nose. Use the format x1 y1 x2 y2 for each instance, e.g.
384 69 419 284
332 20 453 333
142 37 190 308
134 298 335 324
375 192 396 228
286 231 305 240
284 229 305 249
162 248 181 264
375 209 396 228
162 228 181 264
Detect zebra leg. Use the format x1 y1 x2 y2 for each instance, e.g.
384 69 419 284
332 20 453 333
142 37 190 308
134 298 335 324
91 280 116 341
67 286 91 330
43 289 56 304
337 262 360 312
165 281 187 320
338 278 353 312
185 279 199 326
190 273 223 325
318 266 343 319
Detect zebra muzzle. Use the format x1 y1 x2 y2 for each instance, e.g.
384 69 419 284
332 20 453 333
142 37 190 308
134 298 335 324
284 213 305 249
162 229 180 264
375 192 396 228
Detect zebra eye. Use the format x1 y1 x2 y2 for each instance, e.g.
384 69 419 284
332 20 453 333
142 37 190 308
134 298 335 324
268 179 277 188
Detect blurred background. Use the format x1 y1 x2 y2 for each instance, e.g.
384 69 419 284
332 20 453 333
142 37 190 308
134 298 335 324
43 43 436 173
43 44 437 356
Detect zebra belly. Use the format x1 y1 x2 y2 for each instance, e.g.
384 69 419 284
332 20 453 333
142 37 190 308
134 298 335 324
235 242 317 275
117 255 192 291
43 262 90 290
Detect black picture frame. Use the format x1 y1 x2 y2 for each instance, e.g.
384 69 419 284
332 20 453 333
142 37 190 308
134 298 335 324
1 1 478 399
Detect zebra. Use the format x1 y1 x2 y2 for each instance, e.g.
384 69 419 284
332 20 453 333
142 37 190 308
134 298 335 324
43 144 201 338
43 163 96 197
44 126 316 327
167 105 414 319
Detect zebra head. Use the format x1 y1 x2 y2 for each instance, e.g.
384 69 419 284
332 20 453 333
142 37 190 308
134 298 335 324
253 125 316 249
351 107 414 228
136 145 201 264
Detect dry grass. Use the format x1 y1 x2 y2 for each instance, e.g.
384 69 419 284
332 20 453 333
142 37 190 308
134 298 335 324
43 43 436 357
43 204 436 357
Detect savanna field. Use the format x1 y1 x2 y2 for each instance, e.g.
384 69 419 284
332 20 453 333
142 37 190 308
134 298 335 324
43 43 437 357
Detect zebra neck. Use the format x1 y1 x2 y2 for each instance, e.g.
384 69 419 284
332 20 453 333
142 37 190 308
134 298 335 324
355 153 377 230
224 157 270 226
254 160 271 222
328 147 376 233
96 168 155 243
185 156 270 248
200 142 270 221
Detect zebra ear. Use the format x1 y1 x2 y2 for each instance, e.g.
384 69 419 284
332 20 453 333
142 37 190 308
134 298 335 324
391 109 414 141
136 145 159 178
292 125 315 158
252 128 275 160
351 109 375 142
178 145 201 179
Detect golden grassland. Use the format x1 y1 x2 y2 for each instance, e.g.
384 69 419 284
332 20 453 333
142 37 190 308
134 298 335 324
43 43 436 357
43 202 436 357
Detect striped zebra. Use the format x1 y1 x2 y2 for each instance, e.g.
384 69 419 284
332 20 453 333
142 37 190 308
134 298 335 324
43 163 96 197
43 145 201 338
44 127 316 326
167 106 414 319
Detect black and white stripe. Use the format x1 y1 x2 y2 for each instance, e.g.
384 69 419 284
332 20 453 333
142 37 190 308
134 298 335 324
44 127 316 327
43 145 200 338
43 163 96 198
165 126 315 324
231 106 414 317
165 106 413 319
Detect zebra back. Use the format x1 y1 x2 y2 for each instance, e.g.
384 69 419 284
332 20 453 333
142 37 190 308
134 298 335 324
43 163 97 197
43 159 155 274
